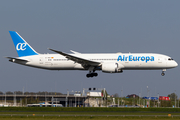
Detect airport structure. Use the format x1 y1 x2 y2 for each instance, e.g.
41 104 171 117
0 88 178 108
0 88 106 107
0 93 86 107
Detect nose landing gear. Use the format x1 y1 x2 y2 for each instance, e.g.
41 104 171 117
161 69 166 76
161 72 165 76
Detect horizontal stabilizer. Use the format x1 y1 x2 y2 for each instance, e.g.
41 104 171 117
5 57 29 62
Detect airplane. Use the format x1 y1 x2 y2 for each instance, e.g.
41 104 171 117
6 31 178 78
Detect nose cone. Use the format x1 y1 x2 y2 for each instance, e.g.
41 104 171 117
174 61 178 67
167 61 178 68
171 61 178 68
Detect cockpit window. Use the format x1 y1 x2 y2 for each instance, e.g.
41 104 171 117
168 58 174 61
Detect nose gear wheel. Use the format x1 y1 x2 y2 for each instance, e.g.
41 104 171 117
161 69 166 76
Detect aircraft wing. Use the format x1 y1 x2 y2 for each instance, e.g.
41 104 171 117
70 50 81 54
5 57 29 62
48 48 100 66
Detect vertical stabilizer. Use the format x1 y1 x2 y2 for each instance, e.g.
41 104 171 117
9 31 38 57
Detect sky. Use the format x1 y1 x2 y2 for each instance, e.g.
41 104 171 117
1 0 180 98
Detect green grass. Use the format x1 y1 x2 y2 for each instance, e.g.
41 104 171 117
0 112 180 115
0 107 179 119
1 107 180 112
0 116 178 120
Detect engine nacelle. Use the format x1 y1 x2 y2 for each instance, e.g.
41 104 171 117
102 62 124 73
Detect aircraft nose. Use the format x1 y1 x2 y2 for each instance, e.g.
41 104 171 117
175 61 178 67
167 60 178 68
172 61 178 68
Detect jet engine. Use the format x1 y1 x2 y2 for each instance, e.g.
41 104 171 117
102 62 124 73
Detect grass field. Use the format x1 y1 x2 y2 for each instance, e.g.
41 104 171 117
1 107 180 112
0 107 180 119
0 116 179 120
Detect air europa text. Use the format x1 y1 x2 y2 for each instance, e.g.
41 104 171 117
117 55 154 63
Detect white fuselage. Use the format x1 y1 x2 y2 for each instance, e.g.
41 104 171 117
14 53 178 71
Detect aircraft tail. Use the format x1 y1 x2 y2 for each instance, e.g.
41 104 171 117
9 31 38 57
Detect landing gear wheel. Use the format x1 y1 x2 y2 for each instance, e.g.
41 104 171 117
161 72 165 76
86 73 98 78
86 74 92 78
92 73 98 77
86 74 89 78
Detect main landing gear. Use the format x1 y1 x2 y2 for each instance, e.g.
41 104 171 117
86 72 98 78
161 69 166 76
86 66 98 78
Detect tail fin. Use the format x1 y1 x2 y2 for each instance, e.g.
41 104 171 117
9 31 38 57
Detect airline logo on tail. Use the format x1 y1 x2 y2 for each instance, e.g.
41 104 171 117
16 43 27 51
9 31 38 57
